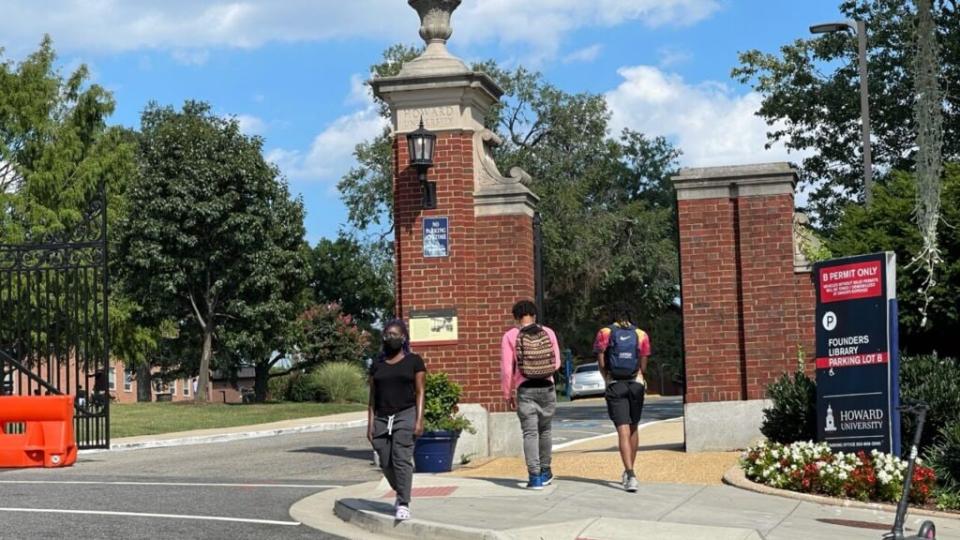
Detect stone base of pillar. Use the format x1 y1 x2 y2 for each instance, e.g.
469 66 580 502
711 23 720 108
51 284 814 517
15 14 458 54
684 399 771 452
451 407 525 461
456 403 489 462
488 411 523 457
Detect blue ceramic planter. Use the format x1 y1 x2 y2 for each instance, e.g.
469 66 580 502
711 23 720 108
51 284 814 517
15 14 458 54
413 430 460 473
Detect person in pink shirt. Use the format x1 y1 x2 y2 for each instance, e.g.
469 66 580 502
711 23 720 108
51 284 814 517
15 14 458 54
500 300 561 489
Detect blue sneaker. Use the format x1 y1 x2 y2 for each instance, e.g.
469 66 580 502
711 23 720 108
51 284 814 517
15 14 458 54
540 468 554 486
526 473 544 490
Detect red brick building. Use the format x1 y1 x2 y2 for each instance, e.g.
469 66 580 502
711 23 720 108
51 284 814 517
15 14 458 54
5 357 202 404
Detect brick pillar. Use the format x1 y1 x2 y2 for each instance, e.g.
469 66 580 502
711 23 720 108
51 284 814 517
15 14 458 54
371 38 538 458
389 128 536 413
672 163 815 451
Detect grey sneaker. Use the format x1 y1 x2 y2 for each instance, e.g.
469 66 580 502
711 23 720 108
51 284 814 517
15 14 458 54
625 475 639 492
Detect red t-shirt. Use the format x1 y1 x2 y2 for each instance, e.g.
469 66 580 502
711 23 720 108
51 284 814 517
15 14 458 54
593 324 651 357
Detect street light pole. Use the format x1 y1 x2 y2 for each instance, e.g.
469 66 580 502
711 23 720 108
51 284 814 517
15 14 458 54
855 20 873 207
810 19 873 206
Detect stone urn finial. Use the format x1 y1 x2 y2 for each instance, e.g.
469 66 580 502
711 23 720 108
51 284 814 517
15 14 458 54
409 0 461 45
400 0 468 76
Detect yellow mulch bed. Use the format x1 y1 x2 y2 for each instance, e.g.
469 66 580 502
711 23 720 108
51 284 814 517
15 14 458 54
451 418 740 485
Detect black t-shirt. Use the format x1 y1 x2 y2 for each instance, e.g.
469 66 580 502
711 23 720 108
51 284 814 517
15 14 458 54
370 353 426 416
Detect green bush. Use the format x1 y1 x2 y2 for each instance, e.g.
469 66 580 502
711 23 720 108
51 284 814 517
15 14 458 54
927 419 960 492
936 488 960 511
761 369 816 444
312 362 367 403
423 372 475 434
283 371 320 402
900 354 960 453
268 374 290 401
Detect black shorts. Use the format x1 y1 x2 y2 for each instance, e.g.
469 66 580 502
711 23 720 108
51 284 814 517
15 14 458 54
605 380 645 427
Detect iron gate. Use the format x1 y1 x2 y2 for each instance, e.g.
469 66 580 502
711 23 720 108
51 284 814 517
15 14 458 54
0 190 110 449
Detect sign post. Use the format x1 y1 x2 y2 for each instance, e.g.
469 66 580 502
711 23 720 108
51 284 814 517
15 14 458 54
814 252 899 454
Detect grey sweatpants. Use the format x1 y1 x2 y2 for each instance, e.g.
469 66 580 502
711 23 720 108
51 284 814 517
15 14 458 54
371 406 416 506
517 385 557 475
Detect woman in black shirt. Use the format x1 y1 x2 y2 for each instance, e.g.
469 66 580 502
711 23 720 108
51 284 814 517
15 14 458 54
367 320 425 521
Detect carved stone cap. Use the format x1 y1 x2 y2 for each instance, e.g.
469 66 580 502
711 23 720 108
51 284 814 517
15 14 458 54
401 0 468 77
672 162 798 201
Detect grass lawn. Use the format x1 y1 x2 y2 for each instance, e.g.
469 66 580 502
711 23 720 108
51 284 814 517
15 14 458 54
110 401 365 439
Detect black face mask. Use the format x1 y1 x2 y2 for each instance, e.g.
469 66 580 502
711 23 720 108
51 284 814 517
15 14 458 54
383 336 404 355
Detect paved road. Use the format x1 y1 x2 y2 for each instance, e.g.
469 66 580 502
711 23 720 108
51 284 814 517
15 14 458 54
0 395 682 539
551 394 682 445
0 427 381 539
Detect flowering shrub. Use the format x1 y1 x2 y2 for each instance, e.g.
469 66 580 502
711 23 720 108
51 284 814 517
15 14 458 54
741 441 936 504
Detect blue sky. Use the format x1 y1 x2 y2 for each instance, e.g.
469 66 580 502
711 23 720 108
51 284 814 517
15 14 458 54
2 1 845 244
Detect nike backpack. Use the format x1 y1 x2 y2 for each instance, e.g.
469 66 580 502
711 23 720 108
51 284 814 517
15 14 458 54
605 325 639 379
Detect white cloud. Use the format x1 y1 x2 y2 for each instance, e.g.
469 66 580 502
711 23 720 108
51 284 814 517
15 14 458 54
267 78 387 184
1 0 721 63
233 114 267 136
657 46 692 67
606 65 805 168
346 74 373 106
456 0 721 62
563 44 603 64
170 49 210 66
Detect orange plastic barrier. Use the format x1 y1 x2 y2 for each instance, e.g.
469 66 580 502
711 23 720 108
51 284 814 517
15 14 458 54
0 395 77 468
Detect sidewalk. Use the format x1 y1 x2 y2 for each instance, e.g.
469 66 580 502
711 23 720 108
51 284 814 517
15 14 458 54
294 418 960 540
85 410 367 452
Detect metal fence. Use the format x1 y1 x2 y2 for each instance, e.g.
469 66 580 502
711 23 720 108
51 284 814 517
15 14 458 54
0 190 110 449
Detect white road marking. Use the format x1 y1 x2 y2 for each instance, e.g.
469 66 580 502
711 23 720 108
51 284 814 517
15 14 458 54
0 507 301 526
553 416 682 450
0 480 337 489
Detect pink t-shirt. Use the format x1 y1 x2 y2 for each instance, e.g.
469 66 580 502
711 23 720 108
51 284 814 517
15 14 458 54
500 325 562 401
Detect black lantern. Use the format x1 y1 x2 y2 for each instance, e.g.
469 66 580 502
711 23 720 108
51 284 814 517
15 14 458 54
406 118 438 210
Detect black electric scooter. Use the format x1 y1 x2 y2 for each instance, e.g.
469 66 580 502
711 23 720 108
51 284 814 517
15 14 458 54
884 401 937 540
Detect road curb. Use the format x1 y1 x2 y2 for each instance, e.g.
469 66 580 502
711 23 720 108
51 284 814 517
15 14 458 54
333 495 507 540
80 418 366 454
722 464 960 520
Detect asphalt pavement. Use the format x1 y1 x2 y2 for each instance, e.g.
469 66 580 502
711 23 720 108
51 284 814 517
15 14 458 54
551 395 681 445
0 396 682 539
0 427 381 539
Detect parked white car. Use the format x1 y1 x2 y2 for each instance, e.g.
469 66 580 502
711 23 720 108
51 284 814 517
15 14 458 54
570 362 605 399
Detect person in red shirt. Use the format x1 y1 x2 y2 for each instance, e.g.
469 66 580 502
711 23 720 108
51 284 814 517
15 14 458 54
593 304 651 492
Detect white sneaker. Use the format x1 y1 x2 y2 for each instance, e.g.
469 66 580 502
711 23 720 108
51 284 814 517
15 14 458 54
395 505 411 521
625 475 639 492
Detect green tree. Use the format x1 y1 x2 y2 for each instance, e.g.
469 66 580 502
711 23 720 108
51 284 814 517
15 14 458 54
0 36 134 241
732 0 959 227
309 235 393 329
117 101 307 401
0 38 163 400
295 303 370 367
218 236 310 403
829 164 960 357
